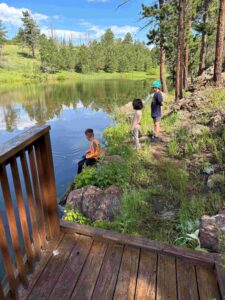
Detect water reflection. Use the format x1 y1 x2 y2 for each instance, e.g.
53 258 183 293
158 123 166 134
0 80 150 196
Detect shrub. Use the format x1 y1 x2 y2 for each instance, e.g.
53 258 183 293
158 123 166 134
75 166 96 188
94 162 130 189
63 206 91 225
75 161 130 189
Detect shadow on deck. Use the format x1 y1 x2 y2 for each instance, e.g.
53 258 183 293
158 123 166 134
0 125 224 300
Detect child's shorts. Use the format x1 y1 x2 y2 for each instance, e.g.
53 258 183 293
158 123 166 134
152 116 161 123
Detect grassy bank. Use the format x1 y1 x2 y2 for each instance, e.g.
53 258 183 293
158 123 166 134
0 45 159 86
64 87 225 251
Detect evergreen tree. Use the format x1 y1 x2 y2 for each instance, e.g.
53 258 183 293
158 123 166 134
101 29 118 72
214 0 225 84
123 32 133 44
0 20 7 57
19 11 40 58
176 0 185 101
38 30 153 74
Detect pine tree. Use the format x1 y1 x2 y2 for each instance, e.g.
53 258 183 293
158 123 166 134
176 0 185 101
214 0 225 84
20 11 40 58
0 20 7 57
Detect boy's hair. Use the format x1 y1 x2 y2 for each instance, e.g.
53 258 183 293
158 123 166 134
132 99 143 110
85 128 94 137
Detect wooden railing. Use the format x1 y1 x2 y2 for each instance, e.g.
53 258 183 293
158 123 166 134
0 125 60 299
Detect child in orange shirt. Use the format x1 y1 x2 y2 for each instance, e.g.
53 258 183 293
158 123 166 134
77 129 100 174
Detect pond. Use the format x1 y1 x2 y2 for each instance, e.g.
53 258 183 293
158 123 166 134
0 79 150 198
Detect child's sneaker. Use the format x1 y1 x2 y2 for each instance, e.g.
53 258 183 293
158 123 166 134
151 135 160 142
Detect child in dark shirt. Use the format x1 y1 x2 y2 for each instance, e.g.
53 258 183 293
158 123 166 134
77 129 100 174
150 81 163 141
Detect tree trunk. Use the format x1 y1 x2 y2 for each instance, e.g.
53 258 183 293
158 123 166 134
175 0 185 101
198 0 210 76
183 17 191 90
31 45 35 58
159 0 168 93
214 0 225 84
160 41 168 93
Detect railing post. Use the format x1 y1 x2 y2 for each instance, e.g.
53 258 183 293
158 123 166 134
35 130 60 239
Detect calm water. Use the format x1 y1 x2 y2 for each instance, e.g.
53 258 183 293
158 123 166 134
0 79 150 197
0 79 151 279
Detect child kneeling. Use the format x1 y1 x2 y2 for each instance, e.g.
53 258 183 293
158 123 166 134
77 129 100 174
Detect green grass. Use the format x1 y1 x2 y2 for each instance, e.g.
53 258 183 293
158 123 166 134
0 44 159 87
62 83 225 249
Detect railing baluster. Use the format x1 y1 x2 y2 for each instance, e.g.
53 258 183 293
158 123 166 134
0 212 18 300
20 150 41 258
43 132 60 238
0 164 28 287
10 157 34 268
0 125 60 295
28 146 46 249
35 141 51 240
0 281 5 300
35 134 60 239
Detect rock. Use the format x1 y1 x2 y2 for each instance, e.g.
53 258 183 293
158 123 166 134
199 211 225 252
66 185 123 221
203 166 215 175
207 173 224 190
208 111 225 127
103 155 124 165
151 197 180 220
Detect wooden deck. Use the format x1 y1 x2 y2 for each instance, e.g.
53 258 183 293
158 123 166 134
0 125 224 300
16 221 224 300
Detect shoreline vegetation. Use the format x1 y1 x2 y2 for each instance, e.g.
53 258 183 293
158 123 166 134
0 44 159 90
63 83 225 255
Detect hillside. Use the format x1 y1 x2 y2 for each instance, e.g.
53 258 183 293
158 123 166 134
0 45 159 86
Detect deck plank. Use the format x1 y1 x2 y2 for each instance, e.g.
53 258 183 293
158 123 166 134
156 254 177 300
176 258 198 300
27 234 75 300
135 250 157 300
114 246 139 300
49 235 93 300
19 233 64 300
196 265 220 300
70 240 108 300
92 243 124 300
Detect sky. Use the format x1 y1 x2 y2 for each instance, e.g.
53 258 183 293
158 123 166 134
0 0 153 44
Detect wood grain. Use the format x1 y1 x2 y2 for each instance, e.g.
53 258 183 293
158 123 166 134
60 220 215 265
176 258 198 300
196 265 220 300
19 233 64 300
114 246 139 300
0 164 28 287
0 125 50 164
28 145 46 249
28 234 76 300
20 150 41 257
70 240 108 300
49 234 93 300
156 254 177 300
0 282 5 300
0 211 18 300
92 243 124 300
135 250 157 300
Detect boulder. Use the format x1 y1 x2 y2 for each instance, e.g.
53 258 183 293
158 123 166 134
199 211 225 252
67 185 123 221
207 173 224 190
